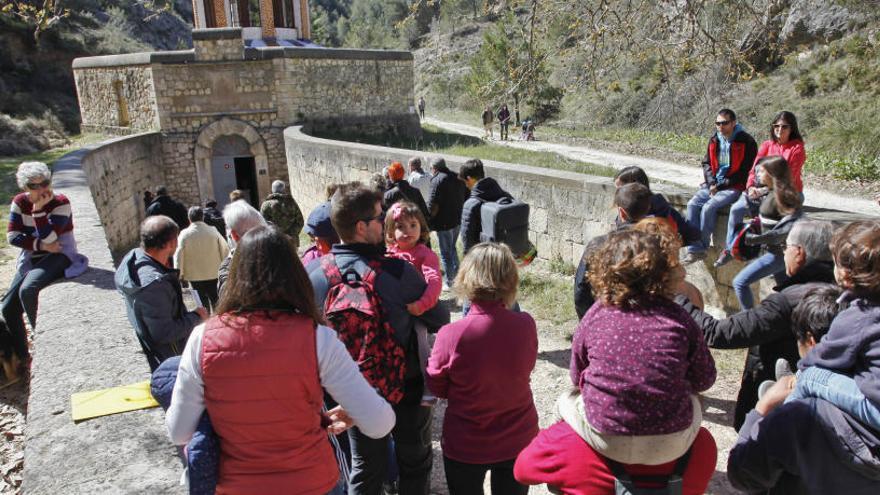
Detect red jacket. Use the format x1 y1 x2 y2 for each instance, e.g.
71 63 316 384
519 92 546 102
514 422 717 495
702 129 758 191
201 312 337 494
747 139 806 192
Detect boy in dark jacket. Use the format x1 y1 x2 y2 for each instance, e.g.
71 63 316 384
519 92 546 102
458 159 513 254
683 109 757 264
613 166 700 246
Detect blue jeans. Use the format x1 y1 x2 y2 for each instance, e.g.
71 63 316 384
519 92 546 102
1 253 70 360
685 187 741 254
436 226 460 286
787 367 880 431
725 195 753 250
732 251 786 310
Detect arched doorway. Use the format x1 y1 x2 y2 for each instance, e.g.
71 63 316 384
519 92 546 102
194 118 270 209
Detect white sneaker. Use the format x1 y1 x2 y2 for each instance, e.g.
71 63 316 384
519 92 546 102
775 358 794 380
758 380 776 400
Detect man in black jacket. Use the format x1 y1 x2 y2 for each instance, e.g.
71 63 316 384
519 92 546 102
458 159 513 253
426 158 468 287
146 185 190 229
676 219 837 429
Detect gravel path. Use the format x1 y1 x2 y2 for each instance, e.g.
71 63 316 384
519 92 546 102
425 117 879 216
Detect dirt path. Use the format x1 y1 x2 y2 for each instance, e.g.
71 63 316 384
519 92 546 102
429 282 742 494
425 117 879 216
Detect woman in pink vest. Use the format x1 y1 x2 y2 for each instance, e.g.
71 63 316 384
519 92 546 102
166 225 395 494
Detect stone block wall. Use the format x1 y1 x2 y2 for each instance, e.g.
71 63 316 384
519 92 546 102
73 65 159 133
80 132 164 260
284 126 796 313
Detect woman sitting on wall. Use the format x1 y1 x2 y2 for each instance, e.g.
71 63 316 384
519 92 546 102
1 161 88 384
166 225 394 493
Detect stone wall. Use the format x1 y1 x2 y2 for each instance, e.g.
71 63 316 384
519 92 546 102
73 64 159 133
286 126 866 313
80 133 165 260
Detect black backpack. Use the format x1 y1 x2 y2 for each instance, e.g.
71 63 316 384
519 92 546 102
479 197 530 257
606 448 692 495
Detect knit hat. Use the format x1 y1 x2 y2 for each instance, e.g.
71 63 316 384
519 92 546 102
305 201 338 242
388 162 405 182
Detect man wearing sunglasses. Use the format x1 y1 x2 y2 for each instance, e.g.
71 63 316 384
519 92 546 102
683 108 758 264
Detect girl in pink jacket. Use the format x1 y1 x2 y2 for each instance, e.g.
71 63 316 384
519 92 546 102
385 201 442 404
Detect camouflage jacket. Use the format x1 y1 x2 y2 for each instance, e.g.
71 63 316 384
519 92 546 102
260 193 304 246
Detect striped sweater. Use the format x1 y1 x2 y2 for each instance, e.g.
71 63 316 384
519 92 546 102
8 192 73 251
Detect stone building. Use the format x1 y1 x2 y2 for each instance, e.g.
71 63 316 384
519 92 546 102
72 0 419 210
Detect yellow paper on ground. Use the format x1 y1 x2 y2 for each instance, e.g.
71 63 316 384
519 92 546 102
71 380 159 422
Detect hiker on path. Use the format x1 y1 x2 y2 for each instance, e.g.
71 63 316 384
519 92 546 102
1 161 88 383
259 180 304 249
682 108 757 264
306 182 450 494
115 216 207 371
497 104 511 141
418 96 426 120
481 105 494 139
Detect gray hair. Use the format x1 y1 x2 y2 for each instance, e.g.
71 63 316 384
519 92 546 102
223 200 266 237
408 157 422 171
787 219 834 263
16 161 51 189
187 206 204 222
271 180 286 194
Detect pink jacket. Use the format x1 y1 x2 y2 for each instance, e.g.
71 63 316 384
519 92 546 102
748 139 806 192
387 243 441 313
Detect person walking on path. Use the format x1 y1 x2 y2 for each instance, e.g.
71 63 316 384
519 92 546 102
115 216 207 372
1 161 89 383
174 206 229 311
418 96 426 120
481 105 494 139
259 180 304 249
427 157 468 288
682 108 757 264
146 185 190 230
497 104 511 141
716 111 807 268
427 242 538 494
306 183 450 495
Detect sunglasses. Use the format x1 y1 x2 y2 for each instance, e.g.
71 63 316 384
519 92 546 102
360 212 384 225
715 120 730 126
26 180 51 190
773 124 792 129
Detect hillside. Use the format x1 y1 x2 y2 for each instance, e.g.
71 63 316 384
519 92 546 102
0 0 193 155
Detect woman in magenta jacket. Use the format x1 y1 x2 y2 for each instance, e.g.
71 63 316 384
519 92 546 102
427 242 538 494
716 111 806 267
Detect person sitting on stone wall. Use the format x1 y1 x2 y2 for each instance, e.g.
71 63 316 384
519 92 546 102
174 207 229 312
146 185 189 230
384 161 429 220
115 216 207 372
613 166 701 246
1 161 89 384
675 219 836 430
259 180 304 249
217 200 266 295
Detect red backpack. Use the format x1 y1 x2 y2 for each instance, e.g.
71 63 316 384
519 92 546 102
320 254 407 404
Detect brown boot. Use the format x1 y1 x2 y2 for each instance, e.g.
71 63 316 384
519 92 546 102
2 355 21 386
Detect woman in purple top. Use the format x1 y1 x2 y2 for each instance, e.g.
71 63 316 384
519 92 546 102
569 228 716 465
427 242 538 494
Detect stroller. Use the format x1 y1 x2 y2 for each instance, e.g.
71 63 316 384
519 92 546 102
521 118 536 141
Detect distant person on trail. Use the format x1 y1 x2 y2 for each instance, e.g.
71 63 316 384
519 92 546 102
715 111 806 268
115 216 208 372
481 105 494 139
259 180 304 249
418 96 426 120
146 185 189 230
497 104 511 141
427 157 468 288
682 108 757 264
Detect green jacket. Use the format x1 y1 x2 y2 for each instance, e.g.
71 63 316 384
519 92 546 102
260 193 304 247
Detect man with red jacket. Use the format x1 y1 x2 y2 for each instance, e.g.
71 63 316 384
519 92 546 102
683 108 757 264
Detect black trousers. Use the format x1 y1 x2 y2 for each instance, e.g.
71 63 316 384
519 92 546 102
190 279 219 312
443 456 527 495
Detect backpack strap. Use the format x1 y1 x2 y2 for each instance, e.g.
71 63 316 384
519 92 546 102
320 253 343 287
